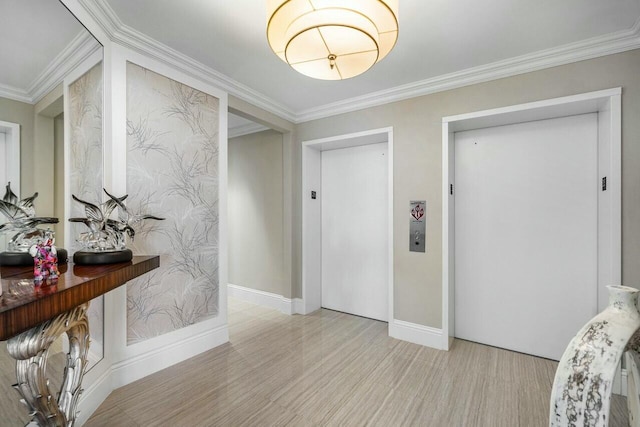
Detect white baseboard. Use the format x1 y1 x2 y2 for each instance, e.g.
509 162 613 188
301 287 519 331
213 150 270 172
389 319 444 350
110 323 228 389
228 283 303 315
611 361 628 397
76 367 113 426
293 298 305 314
621 368 628 397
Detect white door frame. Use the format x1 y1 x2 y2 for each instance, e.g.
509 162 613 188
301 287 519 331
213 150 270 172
302 127 394 325
0 120 20 195
441 88 622 351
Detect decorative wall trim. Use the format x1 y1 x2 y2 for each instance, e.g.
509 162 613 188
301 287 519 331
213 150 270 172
0 31 101 104
389 319 444 350
228 283 297 315
111 323 229 389
74 1 640 124
228 122 270 139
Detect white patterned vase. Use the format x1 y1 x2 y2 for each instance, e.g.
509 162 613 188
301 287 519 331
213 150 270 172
550 285 640 427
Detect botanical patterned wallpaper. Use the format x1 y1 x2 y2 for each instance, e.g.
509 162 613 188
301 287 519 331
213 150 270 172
69 62 103 250
126 62 220 344
68 62 104 364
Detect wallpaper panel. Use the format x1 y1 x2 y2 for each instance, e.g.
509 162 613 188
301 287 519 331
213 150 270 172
69 62 103 250
68 62 104 364
126 62 220 344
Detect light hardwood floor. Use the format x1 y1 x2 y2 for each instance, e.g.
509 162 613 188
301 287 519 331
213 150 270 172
86 298 629 426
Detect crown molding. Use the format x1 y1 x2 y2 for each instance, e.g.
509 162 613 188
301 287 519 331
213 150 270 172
0 31 100 105
295 16 640 123
228 122 270 139
30 31 102 104
0 83 31 104
82 0 297 124
78 0 121 38
73 2 640 125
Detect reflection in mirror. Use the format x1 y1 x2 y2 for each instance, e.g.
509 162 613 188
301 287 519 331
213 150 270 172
0 333 68 425
0 0 104 418
0 342 28 425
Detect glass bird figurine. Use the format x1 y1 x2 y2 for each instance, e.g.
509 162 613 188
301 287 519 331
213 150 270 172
69 189 163 264
0 182 64 266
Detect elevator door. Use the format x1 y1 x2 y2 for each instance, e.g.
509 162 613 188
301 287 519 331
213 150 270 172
321 142 388 321
454 114 598 360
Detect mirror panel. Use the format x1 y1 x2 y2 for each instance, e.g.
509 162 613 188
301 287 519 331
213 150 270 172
68 61 104 253
0 0 104 419
0 0 84 93
0 343 29 425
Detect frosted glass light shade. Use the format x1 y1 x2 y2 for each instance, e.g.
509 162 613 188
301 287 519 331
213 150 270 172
267 0 399 80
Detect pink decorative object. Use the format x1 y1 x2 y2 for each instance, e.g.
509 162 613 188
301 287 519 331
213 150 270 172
28 237 59 284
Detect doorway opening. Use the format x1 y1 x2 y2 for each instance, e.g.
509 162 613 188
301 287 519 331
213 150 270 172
226 107 294 322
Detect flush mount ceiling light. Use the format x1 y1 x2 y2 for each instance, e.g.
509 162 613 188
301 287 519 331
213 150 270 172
267 0 399 80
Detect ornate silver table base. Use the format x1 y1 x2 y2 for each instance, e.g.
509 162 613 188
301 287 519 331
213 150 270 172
7 303 90 427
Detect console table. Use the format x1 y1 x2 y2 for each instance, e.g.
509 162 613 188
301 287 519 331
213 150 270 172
0 256 159 426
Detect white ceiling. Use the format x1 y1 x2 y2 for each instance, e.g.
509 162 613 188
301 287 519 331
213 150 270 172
104 0 640 116
0 0 85 92
1 1 639 120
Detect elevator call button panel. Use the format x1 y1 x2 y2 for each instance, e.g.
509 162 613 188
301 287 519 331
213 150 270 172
410 201 426 253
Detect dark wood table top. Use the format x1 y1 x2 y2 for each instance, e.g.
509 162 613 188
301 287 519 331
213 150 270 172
0 256 159 341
